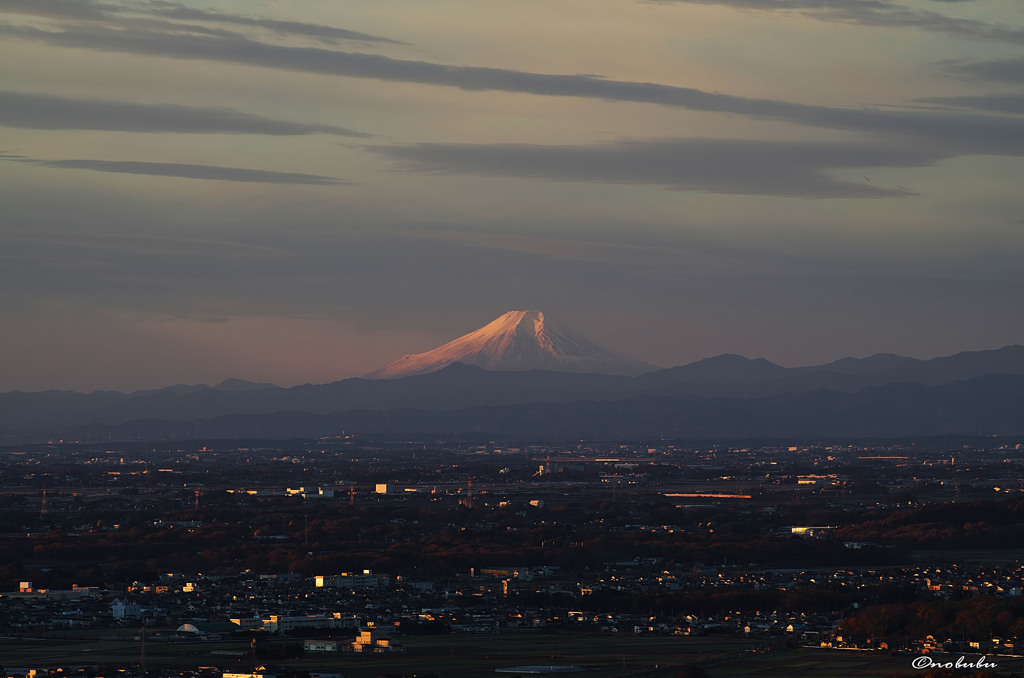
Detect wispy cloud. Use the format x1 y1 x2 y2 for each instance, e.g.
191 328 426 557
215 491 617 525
0 0 404 45
5 24 1024 157
2 154 350 185
0 0 116 20
1 231 294 258
944 57 1024 83
919 93 1024 115
375 138 942 198
649 0 1024 44
0 90 369 136
144 1 406 45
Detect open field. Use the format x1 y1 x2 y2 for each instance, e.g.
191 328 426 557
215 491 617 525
0 631 767 677
911 548 1024 565
704 649 1024 678
6 631 1022 678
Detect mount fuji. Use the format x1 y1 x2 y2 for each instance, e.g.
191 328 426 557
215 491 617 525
365 310 658 379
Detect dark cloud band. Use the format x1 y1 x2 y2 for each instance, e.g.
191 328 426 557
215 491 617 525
3 154 350 185
145 2 406 45
920 93 1024 115
0 0 115 20
0 90 368 136
375 138 943 198
5 25 1024 157
0 0 403 45
650 0 1024 44
944 58 1024 83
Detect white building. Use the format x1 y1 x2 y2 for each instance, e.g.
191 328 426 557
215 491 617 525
261 613 357 633
110 598 142 620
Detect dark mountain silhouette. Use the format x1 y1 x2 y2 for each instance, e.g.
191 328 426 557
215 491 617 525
52 373 1024 442
2 344 1023 441
810 353 910 376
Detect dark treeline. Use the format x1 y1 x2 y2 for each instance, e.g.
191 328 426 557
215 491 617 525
842 596 1024 644
7 493 1024 590
3 494 917 587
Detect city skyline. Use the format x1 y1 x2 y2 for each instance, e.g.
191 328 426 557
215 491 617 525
2 0 1024 391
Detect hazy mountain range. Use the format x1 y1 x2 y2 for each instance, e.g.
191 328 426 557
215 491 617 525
3 336 1024 442
4 311 1024 442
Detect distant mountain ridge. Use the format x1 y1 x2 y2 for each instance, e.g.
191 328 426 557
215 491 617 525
52 373 1024 442
128 378 278 398
3 344 1024 442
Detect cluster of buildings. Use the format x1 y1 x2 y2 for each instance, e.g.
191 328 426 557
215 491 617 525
5 562 1024 645
4 440 1024 678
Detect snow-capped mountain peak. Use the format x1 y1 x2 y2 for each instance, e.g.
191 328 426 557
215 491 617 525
365 310 657 379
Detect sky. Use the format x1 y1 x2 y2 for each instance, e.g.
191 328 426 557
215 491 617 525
2 0 1024 392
